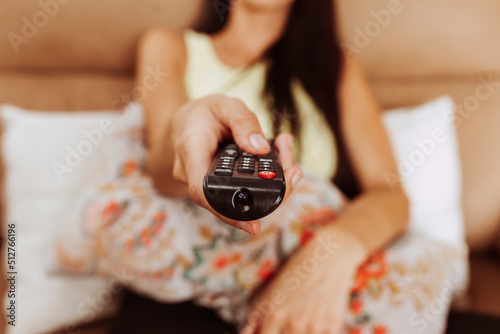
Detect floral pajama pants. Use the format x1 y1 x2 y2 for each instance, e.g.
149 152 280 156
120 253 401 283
56 159 468 334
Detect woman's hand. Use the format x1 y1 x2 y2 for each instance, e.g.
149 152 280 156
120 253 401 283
242 225 366 334
170 95 303 235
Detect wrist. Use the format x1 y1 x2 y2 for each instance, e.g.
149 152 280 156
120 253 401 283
315 224 368 268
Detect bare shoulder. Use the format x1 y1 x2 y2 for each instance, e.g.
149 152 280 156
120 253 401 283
137 27 187 70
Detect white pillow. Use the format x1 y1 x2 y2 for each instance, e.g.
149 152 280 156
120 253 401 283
1 103 144 334
382 96 465 247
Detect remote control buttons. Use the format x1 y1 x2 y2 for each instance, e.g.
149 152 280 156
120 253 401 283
223 149 239 158
236 155 256 174
237 167 255 174
215 168 233 176
259 171 276 179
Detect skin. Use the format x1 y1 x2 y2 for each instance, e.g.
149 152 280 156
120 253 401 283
136 0 409 332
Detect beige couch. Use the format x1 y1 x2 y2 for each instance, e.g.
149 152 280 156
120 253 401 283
1 0 499 332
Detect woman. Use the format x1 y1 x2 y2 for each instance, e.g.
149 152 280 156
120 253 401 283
57 0 467 333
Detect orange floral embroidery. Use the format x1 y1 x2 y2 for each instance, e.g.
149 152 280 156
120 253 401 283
102 200 122 227
231 253 242 262
212 252 242 270
141 226 152 247
373 325 387 334
163 267 175 277
351 251 387 293
350 298 363 315
154 211 167 223
299 207 338 246
257 259 274 281
300 229 315 246
154 222 164 234
213 255 230 270
124 239 135 252
123 160 138 177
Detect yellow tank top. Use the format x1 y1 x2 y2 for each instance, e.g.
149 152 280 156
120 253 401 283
183 30 337 180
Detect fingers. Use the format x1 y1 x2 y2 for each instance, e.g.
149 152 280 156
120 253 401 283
274 132 302 191
208 96 271 155
274 133 295 170
172 150 187 184
274 133 303 201
173 96 305 236
241 315 261 334
259 311 283 334
283 166 302 200
174 130 215 189
212 212 261 236
174 127 261 235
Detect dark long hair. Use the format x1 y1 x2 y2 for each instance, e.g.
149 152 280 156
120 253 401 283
194 0 360 198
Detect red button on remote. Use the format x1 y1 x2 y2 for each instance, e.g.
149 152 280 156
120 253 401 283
259 171 275 179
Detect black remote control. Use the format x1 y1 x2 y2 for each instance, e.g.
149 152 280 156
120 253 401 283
203 140 286 221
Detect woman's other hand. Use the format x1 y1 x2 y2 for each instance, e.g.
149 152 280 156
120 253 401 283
171 95 303 235
241 226 366 334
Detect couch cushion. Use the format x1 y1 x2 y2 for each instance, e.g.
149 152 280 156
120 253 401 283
337 0 500 78
0 0 202 71
0 70 133 110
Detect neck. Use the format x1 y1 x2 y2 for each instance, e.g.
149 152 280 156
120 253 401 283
212 3 292 68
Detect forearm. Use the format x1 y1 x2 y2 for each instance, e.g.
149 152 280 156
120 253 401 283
146 132 188 197
135 28 190 197
318 188 409 263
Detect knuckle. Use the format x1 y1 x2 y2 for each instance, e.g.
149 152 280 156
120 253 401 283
188 185 202 205
207 93 226 101
172 163 186 184
330 314 343 326
320 326 335 334
222 97 248 113
268 309 285 325
308 322 324 334
289 318 307 333
206 94 232 110
227 97 246 108
232 111 256 128
174 136 186 152
329 320 343 334
172 168 182 183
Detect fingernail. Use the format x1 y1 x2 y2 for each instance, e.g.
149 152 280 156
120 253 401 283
238 221 255 235
291 172 302 188
249 133 269 150
287 136 294 148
